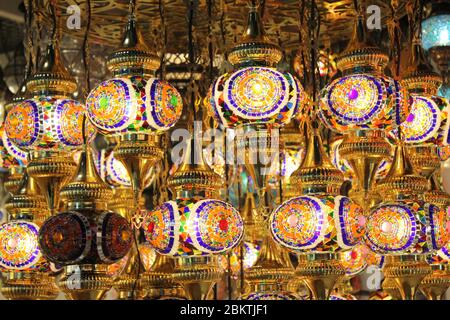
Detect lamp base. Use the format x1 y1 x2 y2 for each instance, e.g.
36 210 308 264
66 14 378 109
172 256 222 300
57 264 113 300
383 255 431 300
296 253 345 300
1 271 59 300
419 264 450 300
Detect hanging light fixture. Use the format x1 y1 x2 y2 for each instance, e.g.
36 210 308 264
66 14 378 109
269 123 365 300
421 0 450 79
86 0 183 229
0 171 59 300
142 139 244 300
397 38 450 211
320 8 409 210
4 2 88 215
364 143 449 300
38 121 133 300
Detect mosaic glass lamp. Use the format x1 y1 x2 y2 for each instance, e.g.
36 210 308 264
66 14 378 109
4 42 87 214
319 14 409 209
1 78 31 195
421 1 450 78
364 143 449 300
38 136 133 300
0 171 58 300
86 8 183 223
269 123 365 300
394 40 450 212
142 138 244 299
207 5 305 129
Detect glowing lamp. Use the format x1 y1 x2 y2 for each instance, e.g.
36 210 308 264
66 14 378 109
422 14 450 51
207 5 306 128
86 17 182 136
143 199 243 256
0 221 41 270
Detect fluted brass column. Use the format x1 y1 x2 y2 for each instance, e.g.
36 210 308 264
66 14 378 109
296 253 345 300
339 130 391 209
420 263 450 300
140 254 185 300
172 256 222 300
383 255 431 300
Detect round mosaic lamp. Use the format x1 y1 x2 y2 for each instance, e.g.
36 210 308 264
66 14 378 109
1 78 31 195
206 5 306 129
0 171 59 300
319 13 409 209
421 1 450 79
38 140 133 300
86 7 183 227
364 143 449 300
4 41 87 215
269 123 365 300
395 41 450 213
142 139 244 299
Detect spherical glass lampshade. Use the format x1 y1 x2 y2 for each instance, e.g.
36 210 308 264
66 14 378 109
207 66 305 128
421 14 450 51
142 199 244 256
364 201 449 255
4 96 88 152
320 74 408 132
0 221 41 270
86 76 183 135
39 211 133 265
394 95 449 145
269 195 365 252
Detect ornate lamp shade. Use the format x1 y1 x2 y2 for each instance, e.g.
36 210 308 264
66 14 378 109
421 13 450 51
206 6 306 128
86 15 182 137
39 211 132 265
5 96 86 152
269 195 365 253
320 74 408 132
86 76 182 135
208 67 304 128
319 15 408 133
143 199 244 256
3 42 89 154
364 201 449 255
0 221 41 270
397 95 449 145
